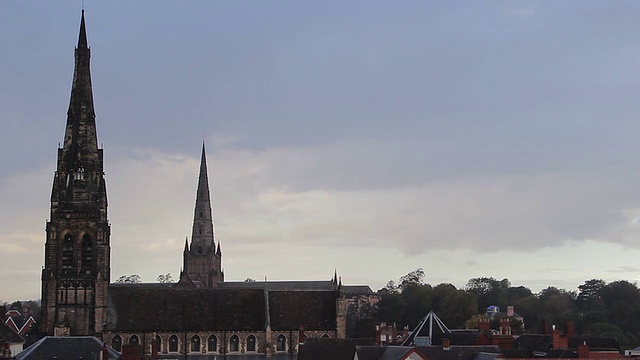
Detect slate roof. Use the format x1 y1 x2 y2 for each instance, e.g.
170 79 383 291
269 291 337 330
0 320 24 343
298 338 358 360
220 280 373 296
416 345 501 360
107 283 338 332
16 336 120 360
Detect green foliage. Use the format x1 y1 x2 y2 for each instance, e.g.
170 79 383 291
115 274 141 283
369 273 640 348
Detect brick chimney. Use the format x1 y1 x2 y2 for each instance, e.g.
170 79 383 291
552 328 568 350
541 319 550 335
565 320 575 337
375 325 381 345
442 338 450 350
479 318 491 332
507 306 514 317
500 320 512 335
578 343 589 358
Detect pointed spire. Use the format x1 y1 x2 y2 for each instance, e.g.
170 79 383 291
190 143 215 249
216 241 221 255
183 237 189 251
60 10 97 173
78 10 88 49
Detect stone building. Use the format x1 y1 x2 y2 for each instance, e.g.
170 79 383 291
39 11 372 357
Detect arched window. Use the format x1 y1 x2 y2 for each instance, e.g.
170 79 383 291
129 335 140 346
276 334 286 352
207 335 218 353
246 335 256 352
190 335 201 353
229 335 239 352
81 234 93 274
198 246 202 254
321 333 330 339
154 335 162 353
111 335 122 352
62 234 74 274
169 335 179 352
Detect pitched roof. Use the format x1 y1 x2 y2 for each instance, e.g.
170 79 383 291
298 338 357 360
0 321 24 344
269 290 337 330
107 284 338 331
16 336 120 360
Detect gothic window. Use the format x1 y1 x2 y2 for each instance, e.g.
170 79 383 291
190 335 200 353
199 227 203 235
207 335 217 353
246 335 256 352
198 246 202 255
276 334 287 351
169 335 179 352
62 234 74 274
111 335 122 352
129 335 140 346
81 234 93 274
229 335 239 352
199 211 203 218
276 334 286 352
154 335 162 353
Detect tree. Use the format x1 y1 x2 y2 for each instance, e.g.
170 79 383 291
465 277 510 313
115 274 141 283
399 268 425 291
156 273 174 283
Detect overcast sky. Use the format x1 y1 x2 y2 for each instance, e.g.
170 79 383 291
3 1 640 301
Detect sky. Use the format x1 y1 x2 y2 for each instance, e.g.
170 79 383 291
2 1 640 301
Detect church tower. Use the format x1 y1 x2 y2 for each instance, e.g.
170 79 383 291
41 11 110 336
179 144 223 287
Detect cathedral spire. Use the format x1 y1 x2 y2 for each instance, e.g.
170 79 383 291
60 9 97 173
190 143 215 249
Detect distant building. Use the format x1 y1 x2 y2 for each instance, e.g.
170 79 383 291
39 11 372 357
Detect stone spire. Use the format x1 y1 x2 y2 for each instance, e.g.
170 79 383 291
60 9 99 174
180 144 223 287
190 143 215 251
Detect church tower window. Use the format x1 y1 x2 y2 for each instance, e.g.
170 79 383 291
81 234 93 274
61 234 74 275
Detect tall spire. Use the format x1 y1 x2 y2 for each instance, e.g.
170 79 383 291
60 9 97 173
190 143 215 249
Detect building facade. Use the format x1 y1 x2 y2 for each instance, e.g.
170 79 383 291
39 12 371 356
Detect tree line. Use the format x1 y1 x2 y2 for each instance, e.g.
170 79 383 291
355 269 640 348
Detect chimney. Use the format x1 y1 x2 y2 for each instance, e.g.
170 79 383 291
442 338 450 350
578 343 589 359
479 318 491 332
507 306 514 317
541 319 550 335
102 342 109 360
500 320 512 335
552 329 561 350
298 325 306 345
565 320 575 337
375 325 381 346
151 338 158 360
